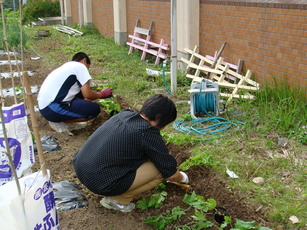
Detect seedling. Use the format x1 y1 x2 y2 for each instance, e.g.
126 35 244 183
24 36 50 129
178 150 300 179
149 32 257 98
98 98 121 115
137 183 167 210
179 150 216 171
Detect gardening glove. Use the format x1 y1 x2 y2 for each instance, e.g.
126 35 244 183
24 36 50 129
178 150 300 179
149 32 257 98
180 171 189 184
100 87 113 98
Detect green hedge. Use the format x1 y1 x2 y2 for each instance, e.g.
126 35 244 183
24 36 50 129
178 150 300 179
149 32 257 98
22 0 60 24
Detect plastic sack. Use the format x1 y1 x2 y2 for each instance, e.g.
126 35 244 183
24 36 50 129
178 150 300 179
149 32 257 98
0 170 60 230
53 180 88 211
0 103 35 186
34 135 61 153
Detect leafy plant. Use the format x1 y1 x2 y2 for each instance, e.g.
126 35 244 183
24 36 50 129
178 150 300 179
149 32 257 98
97 98 121 115
161 132 197 145
179 149 217 171
145 206 186 230
231 219 272 230
137 184 167 210
145 191 272 230
183 192 216 212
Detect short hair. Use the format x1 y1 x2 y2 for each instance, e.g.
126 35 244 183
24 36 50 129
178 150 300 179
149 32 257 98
72 52 91 65
139 94 177 128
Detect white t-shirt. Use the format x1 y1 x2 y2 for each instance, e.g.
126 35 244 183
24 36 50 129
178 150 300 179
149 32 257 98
38 61 92 109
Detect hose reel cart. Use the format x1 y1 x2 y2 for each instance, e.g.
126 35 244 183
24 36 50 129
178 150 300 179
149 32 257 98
189 79 223 119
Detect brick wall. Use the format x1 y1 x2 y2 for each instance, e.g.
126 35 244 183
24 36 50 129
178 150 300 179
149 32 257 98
92 0 114 38
70 0 306 89
126 0 171 47
200 0 307 88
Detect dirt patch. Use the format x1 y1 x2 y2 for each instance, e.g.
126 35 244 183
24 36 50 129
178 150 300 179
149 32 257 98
1 42 271 229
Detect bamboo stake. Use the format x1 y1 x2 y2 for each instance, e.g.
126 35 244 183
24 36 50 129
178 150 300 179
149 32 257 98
0 101 21 195
0 76 4 107
0 2 5 106
12 47 28 110
23 71 47 176
0 3 17 104
0 1 21 196
18 0 46 176
19 0 24 72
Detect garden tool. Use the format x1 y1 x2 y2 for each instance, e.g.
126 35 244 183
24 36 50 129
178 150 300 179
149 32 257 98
167 181 192 190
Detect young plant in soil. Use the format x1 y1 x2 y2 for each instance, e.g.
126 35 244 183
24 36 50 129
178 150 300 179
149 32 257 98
141 188 272 230
98 98 121 116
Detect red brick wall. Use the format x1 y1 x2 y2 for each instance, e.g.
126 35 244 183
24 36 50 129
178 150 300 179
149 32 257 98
126 0 171 47
199 1 307 88
92 0 114 38
70 0 306 89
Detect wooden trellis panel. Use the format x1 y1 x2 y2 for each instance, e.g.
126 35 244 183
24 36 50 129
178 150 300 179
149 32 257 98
181 45 260 103
126 20 169 65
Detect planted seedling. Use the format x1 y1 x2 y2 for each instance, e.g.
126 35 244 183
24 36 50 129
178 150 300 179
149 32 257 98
98 98 121 116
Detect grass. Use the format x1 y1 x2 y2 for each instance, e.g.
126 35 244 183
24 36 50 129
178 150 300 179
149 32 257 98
26 25 306 229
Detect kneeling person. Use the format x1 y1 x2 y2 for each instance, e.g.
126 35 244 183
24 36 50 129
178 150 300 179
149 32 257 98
73 94 189 212
37 52 112 130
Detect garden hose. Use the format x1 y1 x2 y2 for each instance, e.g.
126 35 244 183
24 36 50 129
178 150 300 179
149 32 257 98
174 81 244 141
173 115 244 141
193 91 218 116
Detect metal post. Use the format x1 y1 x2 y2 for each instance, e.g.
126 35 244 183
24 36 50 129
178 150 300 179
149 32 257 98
60 0 64 25
171 0 177 94
78 0 83 26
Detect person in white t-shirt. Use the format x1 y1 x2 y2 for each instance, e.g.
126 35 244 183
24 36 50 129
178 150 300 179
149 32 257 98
38 52 112 126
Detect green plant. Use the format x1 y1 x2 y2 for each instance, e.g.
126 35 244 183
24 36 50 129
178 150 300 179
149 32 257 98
231 219 272 230
145 206 186 230
145 191 272 230
71 23 101 35
22 0 60 24
137 183 167 210
241 76 306 144
183 192 216 212
161 132 197 145
0 8 27 49
97 98 121 115
179 149 217 171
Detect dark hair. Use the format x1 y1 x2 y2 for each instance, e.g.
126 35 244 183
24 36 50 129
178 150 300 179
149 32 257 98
140 94 177 128
72 52 91 65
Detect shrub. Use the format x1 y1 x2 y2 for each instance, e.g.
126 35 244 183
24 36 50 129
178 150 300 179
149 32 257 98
22 0 60 24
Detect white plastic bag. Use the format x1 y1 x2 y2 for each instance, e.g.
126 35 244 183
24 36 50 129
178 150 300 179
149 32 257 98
0 170 60 230
0 103 35 186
